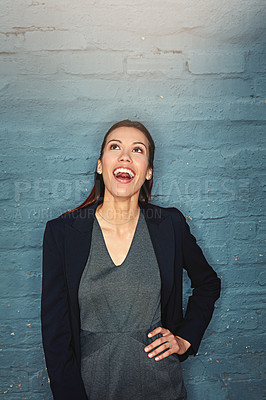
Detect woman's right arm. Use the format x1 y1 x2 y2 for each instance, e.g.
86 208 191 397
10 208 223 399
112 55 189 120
41 220 88 400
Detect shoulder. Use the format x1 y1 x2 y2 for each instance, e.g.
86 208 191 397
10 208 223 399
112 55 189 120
145 201 185 217
145 202 186 224
44 206 89 235
45 208 78 226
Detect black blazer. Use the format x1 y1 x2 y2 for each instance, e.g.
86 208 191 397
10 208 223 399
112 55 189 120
41 199 221 400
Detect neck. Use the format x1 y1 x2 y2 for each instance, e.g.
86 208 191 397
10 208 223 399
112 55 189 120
96 195 140 225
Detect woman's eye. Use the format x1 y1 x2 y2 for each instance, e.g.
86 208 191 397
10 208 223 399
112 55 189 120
109 144 143 153
133 147 143 153
110 144 119 150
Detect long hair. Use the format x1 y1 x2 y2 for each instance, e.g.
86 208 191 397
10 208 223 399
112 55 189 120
60 119 155 216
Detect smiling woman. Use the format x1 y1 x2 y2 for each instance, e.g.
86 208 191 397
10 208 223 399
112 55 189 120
41 119 221 400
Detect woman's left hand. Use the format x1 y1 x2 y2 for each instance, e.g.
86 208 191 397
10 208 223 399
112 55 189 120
144 327 191 361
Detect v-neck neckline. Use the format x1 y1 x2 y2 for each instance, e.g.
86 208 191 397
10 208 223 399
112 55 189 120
94 210 141 267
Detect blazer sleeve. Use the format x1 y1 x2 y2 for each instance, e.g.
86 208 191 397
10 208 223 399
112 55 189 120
174 210 221 357
41 220 88 400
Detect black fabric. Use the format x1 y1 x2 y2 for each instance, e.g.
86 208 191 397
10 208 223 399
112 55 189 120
41 200 221 399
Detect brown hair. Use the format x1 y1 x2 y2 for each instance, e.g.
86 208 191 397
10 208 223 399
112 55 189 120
60 119 155 216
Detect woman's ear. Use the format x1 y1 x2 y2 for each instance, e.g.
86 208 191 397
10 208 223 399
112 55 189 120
97 159 102 174
146 168 153 180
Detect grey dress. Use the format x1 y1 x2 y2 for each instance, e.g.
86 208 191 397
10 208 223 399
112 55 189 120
78 209 187 400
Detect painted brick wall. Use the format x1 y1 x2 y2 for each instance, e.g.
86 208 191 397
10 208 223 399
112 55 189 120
0 0 265 399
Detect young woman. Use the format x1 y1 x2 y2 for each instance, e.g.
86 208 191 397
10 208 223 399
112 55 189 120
41 119 221 400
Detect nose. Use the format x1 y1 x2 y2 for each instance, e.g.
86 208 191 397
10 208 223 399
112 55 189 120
118 149 132 163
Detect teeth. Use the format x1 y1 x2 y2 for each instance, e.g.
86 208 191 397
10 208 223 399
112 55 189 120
113 167 135 178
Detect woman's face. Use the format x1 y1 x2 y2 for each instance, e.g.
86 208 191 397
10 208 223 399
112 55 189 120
97 127 153 201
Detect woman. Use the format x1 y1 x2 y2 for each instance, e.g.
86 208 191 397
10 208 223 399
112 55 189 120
41 119 221 400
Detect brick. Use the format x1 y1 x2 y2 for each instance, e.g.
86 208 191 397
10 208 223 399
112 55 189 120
155 121 266 150
220 265 264 288
0 32 24 52
0 230 26 250
151 33 209 53
126 53 184 77
226 379 265 400
0 297 40 320
184 378 228 400
88 27 144 51
0 77 9 90
29 369 52 396
7 205 59 224
188 180 235 205
209 310 259 334
247 51 266 73
225 148 266 171
218 288 265 313
0 178 14 200
187 52 245 74
87 29 209 52
11 178 90 205
160 147 226 174
155 176 231 205
231 241 265 264
0 249 41 273
0 54 57 75
83 1 187 35
1 77 76 101
205 245 228 265
231 221 257 240
227 101 266 121
0 347 44 370
24 30 87 51
0 97 127 126
181 77 255 99
258 271 266 286
61 78 122 99
202 329 265 355
59 51 124 74
0 0 81 33
1 269 40 298
2 219 45 247
201 353 264 380
0 153 47 175
194 220 230 244
0 320 41 346
254 77 266 98
0 368 29 394
182 356 208 380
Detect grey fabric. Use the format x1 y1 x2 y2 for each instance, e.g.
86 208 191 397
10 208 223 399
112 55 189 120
78 209 187 400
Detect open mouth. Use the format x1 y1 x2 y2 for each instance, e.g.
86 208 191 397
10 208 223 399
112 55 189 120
113 167 135 183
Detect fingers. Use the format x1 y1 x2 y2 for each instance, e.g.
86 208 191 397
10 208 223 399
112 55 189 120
147 326 169 338
154 348 172 361
145 326 181 361
144 341 173 361
144 336 171 353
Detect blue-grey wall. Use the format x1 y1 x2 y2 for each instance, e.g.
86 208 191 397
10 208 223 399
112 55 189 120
0 1 265 399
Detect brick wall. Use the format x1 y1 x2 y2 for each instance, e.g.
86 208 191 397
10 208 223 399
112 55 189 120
0 0 265 398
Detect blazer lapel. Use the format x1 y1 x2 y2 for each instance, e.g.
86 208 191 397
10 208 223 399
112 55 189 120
65 201 99 319
64 199 175 320
142 204 175 311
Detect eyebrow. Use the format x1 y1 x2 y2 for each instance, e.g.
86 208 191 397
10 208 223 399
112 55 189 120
106 139 147 151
